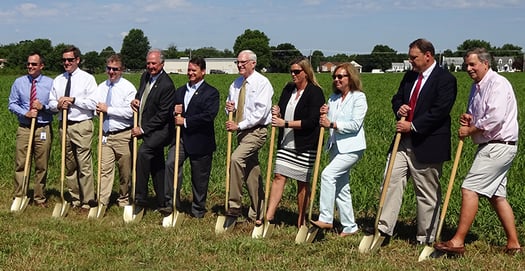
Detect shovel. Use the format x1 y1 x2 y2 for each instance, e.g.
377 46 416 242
295 127 325 244
358 116 405 253
88 112 106 219
123 111 144 223
163 115 183 228
215 112 236 234
418 139 464 261
52 109 71 218
10 117 36 213
252 126 276 238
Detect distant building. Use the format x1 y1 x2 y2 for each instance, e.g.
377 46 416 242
163 58 237 74
0 58 6 69
319 61 362 73
387 60 411 72
495 56 515 72
442 56 464 72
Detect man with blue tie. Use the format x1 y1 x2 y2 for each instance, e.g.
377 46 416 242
162 57 220 218
95 54 137 208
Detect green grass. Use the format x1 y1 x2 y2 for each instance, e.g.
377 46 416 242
0 72 524 270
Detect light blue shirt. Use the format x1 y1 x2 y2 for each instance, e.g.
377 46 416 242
8 74 54 125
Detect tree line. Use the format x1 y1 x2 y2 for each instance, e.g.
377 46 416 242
0 28 523 74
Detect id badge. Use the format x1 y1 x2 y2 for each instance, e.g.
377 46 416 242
40 132 47 141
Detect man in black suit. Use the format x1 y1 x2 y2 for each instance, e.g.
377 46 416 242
131 49 176 211
376 38 458 246
162 57 219 218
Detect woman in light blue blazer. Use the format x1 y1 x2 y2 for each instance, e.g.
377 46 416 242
311 63 367 237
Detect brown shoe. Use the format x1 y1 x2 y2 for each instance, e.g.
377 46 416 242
339 230 359 237
310 220 333 229
504 247 522 256
434 241 465 255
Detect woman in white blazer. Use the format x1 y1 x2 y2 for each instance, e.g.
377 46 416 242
311 63 367 237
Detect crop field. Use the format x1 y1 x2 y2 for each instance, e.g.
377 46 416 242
0 71 523 270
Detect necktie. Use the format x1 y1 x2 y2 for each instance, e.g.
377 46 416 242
407 74 423 122
103 83 113 133
30 79 37 109
139 78 153 125
65 73 72 97
235 80 247 123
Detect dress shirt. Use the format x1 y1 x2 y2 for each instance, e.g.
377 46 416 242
96 77 137 132
227 71 273 130
8 74 54 125
49 68 98 121
467 69 518 144
183 79 204 128
409 62 436 132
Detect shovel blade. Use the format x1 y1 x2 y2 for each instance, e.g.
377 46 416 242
418 245 435 262
88 207 98 219
162 211 183 228
10 197 23 212
305 226 319 243
97 204 107 218
358 234 375 253
123 205 144 223
263 222 275 238
251 224 264 239
52 202 70 218
215 215 236 234
295 225 309 244
369 235 385 252
19 197 30 213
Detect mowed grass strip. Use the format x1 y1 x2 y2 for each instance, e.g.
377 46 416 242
0 72 523 270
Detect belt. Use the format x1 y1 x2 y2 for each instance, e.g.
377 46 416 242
238 124 267 132
19 122 50 128
481 140 516 146
104 127 132 136
67 120 84 125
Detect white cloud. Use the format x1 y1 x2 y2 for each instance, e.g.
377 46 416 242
15 3 58 17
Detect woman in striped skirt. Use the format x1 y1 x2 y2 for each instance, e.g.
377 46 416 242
265 57 325 228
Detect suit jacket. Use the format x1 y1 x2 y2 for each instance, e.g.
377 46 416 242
327 90 367 153
391 65 457 163
136 70 176 149
277 82 325 152
175 81 220 155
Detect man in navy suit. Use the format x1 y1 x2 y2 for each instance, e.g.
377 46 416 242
376 38 458 246
131 49 176 211
162 57 220 218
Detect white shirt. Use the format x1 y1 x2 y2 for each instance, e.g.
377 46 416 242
49 68 98 121
95 77 137 132
467 69 518 144
227 71 273 130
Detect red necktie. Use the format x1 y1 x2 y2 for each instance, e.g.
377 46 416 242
30 79 37 109
407 74 423 122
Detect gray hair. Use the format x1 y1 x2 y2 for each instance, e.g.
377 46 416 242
464 47 492 66
148 48 165 63
239 49 257 62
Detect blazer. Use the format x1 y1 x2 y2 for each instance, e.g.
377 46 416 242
391 65 457 163
175 81 220 155
277 82 325 152
326 90 367 153
136 70 176 149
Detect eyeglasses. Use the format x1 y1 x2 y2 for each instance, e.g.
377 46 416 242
290 69 303 75
234 60 251 65
62 57 76 63
26 62 39 67
106 66 120 72
332 74 349 80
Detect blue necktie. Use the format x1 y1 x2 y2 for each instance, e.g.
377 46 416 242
103 83 113 133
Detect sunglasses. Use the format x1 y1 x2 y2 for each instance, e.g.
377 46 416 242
106 66 120 72
61 57 76 63
26 62 39 67
332 74 349 80
290 69 303 75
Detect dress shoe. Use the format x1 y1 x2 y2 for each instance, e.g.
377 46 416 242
363 227 391 245
225 207 241 217
310 220 333 229
503 247 522 256
157 206 173 217
339 230 359 237
433 241 465 255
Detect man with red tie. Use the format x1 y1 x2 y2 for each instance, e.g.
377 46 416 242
372 38 458 247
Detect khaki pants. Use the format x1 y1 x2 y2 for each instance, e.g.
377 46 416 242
228 126 267 221
14 124 53 204
99 130 132 205
61 119 95 205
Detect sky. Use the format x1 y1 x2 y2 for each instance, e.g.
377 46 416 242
1 0 524 56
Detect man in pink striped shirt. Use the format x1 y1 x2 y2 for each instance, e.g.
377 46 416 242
434 48 521 256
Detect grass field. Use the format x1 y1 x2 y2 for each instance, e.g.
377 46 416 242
0 71 524 270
